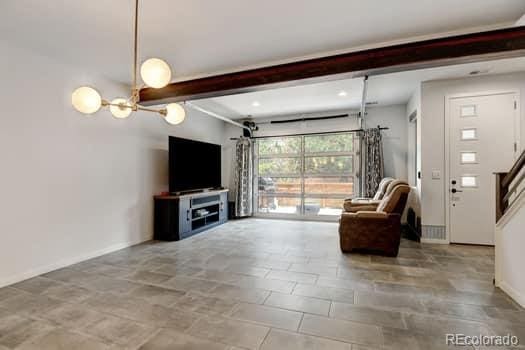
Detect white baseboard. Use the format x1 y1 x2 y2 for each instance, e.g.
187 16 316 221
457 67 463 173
498 280 525 308
0 238 147 288
421 238 449 244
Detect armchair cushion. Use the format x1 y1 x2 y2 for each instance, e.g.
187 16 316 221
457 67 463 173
343 177 393 203
351 198 382 205
343 201 380 213
383 180 408 199
343 178 402 213
377 184 410 214
373 177 395 200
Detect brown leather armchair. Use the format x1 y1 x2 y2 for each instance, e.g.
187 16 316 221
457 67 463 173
343 179 406 213
339 184 410 257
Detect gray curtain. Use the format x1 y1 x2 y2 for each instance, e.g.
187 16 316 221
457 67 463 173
360 128 384 197
234 137 254 217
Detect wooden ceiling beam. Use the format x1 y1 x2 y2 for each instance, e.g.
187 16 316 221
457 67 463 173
140 27 525 105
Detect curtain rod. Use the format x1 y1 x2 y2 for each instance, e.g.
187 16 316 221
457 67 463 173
229 126 389 140
269 113 349 124
256 111 367 125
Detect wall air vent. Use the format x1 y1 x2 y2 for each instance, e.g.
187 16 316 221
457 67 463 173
422 225 446 240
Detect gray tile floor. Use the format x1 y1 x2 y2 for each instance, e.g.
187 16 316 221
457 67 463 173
0 219 523 349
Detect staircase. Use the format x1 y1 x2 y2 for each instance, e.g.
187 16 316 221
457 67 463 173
494 150 525 306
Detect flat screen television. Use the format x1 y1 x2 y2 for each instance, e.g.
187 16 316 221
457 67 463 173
169 136 221 193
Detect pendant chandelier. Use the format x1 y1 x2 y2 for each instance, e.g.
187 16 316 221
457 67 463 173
71 0 185 125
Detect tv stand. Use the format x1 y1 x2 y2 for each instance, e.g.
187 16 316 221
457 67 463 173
171 187 225 196
154 189 228 241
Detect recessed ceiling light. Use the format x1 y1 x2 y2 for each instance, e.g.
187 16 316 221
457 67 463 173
338 91 347 97
252 101 260 107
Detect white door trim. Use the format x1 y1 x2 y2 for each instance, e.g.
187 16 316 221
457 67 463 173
444 90 521 244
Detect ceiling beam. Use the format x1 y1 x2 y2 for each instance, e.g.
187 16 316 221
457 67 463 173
140 27 525 105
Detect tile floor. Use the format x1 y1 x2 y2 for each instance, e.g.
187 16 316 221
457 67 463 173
0 219 523 349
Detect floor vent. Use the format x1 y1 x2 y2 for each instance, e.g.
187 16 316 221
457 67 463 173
422 225 446 240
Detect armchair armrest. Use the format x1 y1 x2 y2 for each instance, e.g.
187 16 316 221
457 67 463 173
343 202 379 213
344 196 368 202
344 198 381 204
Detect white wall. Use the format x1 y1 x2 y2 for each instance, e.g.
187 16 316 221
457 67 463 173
420 72 525 228
223 104 408 199
368 105 408 182
0 40 225 286
495 191 525 307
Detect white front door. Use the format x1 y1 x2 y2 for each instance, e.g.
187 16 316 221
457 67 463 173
449 92 519 245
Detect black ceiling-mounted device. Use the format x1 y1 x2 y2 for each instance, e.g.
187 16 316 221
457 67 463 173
242 121 258 137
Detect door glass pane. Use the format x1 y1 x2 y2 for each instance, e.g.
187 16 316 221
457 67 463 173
304 177 353 196
461 175 478 188
305 134 353 153
259 177 301 195
460 105 476 117
305 156 353 174
460 152 477 164
461 128 477 140
258 137 301 155
258 196 301 214
304 197 343 216
259 158 301 176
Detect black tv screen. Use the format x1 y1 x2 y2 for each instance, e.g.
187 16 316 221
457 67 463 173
169 136 221 193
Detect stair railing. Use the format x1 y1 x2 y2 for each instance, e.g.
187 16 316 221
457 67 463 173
495 150 525 222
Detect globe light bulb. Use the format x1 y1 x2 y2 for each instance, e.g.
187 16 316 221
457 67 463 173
140 58 172 88
71 86 102 114
164 103 185 125
109 98 132 119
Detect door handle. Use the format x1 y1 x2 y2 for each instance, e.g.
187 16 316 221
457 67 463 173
187 209 190 221
451 188 463 193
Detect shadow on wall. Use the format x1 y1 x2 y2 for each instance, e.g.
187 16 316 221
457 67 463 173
382 134 406 179
127 147 168 242
223 139 238 201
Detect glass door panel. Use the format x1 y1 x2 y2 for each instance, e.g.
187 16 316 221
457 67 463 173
258 137 301 155
258 196 301 214
304 197 345 216
259 158 301 176
304 155 353 175
304 176 354 196
256 133 356 219
304 134 353 153
258 177 302 195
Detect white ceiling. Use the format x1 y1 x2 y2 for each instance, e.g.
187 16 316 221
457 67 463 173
1 0 524 85
192 57 525 119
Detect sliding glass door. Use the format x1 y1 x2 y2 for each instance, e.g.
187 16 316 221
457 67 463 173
255 132 357 219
